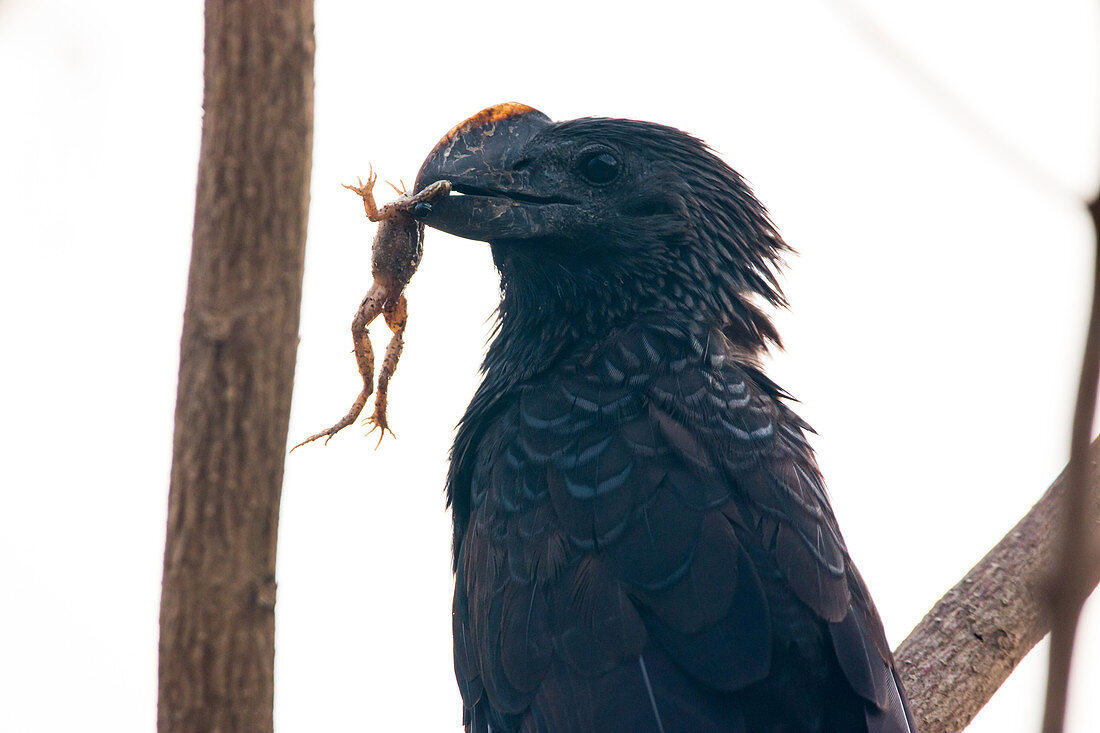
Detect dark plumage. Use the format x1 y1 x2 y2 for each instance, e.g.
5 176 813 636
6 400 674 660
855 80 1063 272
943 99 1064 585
412 104 917 732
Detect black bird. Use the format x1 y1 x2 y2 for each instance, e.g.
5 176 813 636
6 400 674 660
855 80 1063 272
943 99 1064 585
411 103 917 733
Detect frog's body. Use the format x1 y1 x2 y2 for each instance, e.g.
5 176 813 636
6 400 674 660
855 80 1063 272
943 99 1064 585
294 172 451 450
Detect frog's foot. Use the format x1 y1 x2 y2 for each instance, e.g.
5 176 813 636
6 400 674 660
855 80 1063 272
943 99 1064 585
290 388 371 452
365 408 396 448
343 166 381 218
342 165 377 198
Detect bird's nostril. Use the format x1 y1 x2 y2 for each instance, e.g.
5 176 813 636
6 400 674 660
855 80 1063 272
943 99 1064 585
511 157 533 172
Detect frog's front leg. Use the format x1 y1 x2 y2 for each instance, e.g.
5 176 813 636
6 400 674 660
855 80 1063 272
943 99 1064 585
379 179 453 220
410 180 452 208
366 293 408 444
291 284 385 450
343 166 383 221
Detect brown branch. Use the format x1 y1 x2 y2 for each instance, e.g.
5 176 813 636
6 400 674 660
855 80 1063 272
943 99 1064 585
895 438 1100 732
834 4 1100 727
157 3 314 732
1040 195 1100 733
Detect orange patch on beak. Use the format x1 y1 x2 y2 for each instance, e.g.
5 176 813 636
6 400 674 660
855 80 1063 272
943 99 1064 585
429 102 542 157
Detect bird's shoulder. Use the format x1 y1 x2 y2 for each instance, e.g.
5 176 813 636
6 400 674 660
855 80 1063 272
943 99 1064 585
460 318 859 619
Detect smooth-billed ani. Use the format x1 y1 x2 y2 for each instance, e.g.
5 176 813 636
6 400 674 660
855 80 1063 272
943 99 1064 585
410 103 917 733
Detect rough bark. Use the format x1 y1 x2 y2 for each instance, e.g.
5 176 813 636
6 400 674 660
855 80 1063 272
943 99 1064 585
157 2 314 732
895 439 1100 732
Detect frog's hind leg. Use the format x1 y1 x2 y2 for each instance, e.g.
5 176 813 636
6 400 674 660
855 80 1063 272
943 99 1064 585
366 294 408 444
291 285 384 450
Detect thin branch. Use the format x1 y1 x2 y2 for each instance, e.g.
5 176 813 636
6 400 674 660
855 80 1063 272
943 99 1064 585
829 4 1099 726
895 435 1100 732
1040 193 1100 733
826 0 1079 203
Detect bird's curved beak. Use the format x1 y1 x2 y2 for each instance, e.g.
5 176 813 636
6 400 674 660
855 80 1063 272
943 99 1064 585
411 103 580 242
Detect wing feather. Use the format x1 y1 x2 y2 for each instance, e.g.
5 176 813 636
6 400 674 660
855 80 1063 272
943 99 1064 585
452 321 915 731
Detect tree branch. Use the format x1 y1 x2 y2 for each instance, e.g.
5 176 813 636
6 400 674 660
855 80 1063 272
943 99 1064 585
1040 193 1100 733
826 0 1076 202
157 3 314 732
895 436 1100 732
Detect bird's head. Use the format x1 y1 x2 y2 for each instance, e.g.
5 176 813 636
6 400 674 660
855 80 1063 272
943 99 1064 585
413 103 789 352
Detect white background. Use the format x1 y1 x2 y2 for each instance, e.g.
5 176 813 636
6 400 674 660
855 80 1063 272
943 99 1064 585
2 1 1098 731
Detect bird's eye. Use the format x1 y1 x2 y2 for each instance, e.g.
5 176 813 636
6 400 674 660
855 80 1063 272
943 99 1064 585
577 149 620 184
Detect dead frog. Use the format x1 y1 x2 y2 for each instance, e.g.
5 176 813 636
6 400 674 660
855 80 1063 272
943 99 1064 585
293 169 451 450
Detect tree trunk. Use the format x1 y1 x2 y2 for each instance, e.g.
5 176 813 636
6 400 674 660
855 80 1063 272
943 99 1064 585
157 2 314 732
